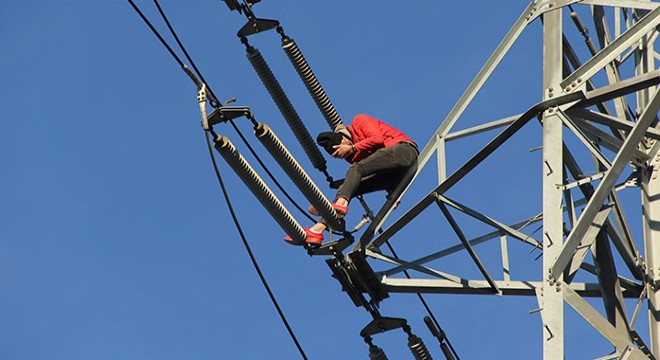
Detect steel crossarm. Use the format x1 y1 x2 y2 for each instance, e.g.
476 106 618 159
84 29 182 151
367 91 585 250
579 263 645 295
559 111 614 168
378 213 547 278
380 277 640 298
527 0 584 23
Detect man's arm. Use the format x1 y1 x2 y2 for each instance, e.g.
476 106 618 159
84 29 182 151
352 114 386 153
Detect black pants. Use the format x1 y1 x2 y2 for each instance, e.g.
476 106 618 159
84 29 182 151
335 142 418 202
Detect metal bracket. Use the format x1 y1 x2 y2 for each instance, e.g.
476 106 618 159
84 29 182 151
326 256 368 308
526 0 582 24
308 235 352 256
238 16 279 37
223 0 277 37
360 316 408 338
325 251 389 308
207 106 252 126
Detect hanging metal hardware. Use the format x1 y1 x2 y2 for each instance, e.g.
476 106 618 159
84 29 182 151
424 316 456 360
364 336 389 360
326 251 389 308
222 0 278 38
207 106 253 127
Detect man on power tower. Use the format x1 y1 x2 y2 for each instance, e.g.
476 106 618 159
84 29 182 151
285 113 418 246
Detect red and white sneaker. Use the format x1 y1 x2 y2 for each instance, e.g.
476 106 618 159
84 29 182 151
308 204 348 217
284 227 324 246
332 203 348 216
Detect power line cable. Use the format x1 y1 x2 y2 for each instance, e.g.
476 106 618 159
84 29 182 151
127 0 184 68
153 0 220 106
203 130 309 360
127 2 310 358
383 240 460 359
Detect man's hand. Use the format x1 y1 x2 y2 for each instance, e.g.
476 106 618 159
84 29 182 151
332 143 355 159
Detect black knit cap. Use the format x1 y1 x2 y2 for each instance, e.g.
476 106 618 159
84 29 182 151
316 131 344 155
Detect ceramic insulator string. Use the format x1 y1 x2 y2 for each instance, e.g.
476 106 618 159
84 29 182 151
244 42 328 173
254 123 344 231
281 35 343 130
214 135 306 243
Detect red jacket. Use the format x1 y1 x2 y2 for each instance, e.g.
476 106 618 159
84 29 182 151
346 114 414 163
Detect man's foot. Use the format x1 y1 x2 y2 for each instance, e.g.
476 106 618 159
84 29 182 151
304 227 324 245
308 204 347 217
332 203 348 216
283 227 324 246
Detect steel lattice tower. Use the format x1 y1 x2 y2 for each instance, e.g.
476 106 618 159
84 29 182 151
204 1 660 357
359 1 660 359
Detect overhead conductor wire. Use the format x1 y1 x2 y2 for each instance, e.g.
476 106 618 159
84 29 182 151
127 1 309 358
383 240 460 359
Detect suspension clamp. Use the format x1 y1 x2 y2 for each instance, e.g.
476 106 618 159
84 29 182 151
197 84 210 130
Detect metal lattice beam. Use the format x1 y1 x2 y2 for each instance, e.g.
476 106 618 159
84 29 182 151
358 2 660 359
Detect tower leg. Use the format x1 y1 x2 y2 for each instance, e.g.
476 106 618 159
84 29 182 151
542 7 564 360
643 160 660 357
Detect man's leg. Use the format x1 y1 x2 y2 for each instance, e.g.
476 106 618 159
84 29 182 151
335 143 417 202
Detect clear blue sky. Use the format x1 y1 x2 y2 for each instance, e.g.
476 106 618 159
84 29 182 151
2 1 645 359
